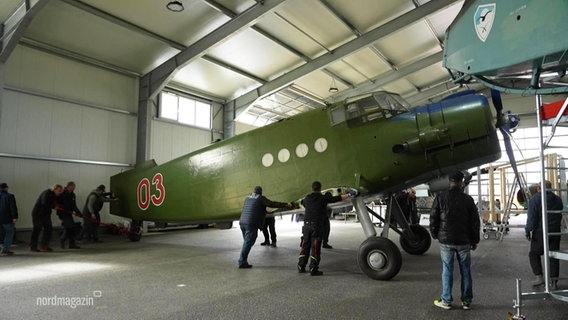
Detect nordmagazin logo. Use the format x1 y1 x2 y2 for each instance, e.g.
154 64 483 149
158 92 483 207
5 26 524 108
36 291 102 309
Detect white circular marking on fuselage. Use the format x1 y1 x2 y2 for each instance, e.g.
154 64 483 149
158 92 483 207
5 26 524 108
314 137 328 153
262 153 274 167
296 143 309 158
278 148 290 163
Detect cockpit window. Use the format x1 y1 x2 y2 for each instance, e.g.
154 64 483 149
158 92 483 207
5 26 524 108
330 91 409 126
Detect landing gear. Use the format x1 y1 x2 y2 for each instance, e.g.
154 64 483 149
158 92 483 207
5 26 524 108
128 220 142 242
357 237 402 280
351 193 431 280
399 224 431 255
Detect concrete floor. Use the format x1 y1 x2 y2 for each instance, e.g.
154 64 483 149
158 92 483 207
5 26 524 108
1 217 567 320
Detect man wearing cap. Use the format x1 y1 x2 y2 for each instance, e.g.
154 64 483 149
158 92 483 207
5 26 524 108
430 171 480 310
30 184 63 252
297 181 351 276
238 186 291 269
0 183 18 256
81 184 114 243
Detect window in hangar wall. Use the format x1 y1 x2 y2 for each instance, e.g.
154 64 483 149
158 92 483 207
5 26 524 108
159 91 212 129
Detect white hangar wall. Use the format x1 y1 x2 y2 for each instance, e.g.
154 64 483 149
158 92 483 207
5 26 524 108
0 45 221 229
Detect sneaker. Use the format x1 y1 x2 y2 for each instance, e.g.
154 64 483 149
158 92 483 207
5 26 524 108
0 251 14 256
270 243 277 247
40 246 53 252
434 299 451 310
461 301 471 310
260 242 269 246
297 265 306 273
322 243 333 249
238 263 253 269
29 247 40 252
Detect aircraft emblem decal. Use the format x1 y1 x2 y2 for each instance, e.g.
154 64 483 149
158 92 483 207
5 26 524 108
474 3 496 42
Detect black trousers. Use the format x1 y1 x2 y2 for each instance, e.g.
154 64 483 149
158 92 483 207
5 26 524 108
322 218 330 244
262 217 276 243
529 228 561 278
30 214 52 249
298 222 322 271
59 214 78 246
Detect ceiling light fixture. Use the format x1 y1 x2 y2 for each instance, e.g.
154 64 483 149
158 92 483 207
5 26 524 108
328 77 339 93
166 1 184 12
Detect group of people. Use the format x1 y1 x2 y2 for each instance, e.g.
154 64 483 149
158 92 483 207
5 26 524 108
0 181 115 256
430 172 564 311
237 181 356 275
237 171 564 312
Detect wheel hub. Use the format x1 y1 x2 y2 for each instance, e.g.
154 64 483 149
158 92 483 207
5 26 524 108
368 250 387 269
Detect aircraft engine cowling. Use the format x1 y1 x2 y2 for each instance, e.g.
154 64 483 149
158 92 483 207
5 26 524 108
392 126 448 154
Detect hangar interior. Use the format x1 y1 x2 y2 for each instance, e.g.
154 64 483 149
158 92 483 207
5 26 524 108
1 1 568 319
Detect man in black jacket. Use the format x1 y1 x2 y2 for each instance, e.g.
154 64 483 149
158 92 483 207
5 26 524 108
0 182 18 256
57 182 82 249
297 181 350 276
430 171 480 310
238 186 291 269
30 184 63 252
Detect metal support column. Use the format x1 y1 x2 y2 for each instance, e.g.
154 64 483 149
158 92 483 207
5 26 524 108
352 196 377 239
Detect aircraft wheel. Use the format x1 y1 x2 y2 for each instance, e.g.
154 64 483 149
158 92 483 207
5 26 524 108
128 220 142 242
399 225 431 255
357 237 402 280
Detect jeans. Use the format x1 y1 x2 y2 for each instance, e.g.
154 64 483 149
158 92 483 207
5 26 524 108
439 243 473 303
1 223 15 253
238 225 258 267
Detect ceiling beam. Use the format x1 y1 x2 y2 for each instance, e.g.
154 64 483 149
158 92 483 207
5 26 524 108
19 37 139 77
63 0 266 85
227 0 459 119
141 0 287 101
201 0 352 88
0 0 51 63
328 51 443 103
60 0 185 50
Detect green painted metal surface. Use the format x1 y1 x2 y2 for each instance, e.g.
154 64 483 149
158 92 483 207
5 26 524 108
444 0 568 94
110 91 501 224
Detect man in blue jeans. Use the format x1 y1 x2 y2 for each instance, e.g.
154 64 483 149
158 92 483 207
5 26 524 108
238 186 291 269
430 171 480 310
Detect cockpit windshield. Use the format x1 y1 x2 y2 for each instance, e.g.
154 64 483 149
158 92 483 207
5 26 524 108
330 91 409 126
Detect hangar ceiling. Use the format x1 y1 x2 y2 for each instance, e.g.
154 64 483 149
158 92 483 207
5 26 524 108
1 0 487 128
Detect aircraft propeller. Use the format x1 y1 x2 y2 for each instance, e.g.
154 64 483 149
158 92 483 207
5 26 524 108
490 89 529 210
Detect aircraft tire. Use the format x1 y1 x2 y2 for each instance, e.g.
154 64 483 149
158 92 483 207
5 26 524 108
357 237 402 280
128 220 142 242
399 225 431 255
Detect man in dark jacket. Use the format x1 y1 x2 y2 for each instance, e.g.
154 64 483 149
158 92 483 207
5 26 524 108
57 182 82 249
297 181 350 276
0 183 18 256
430 171 480 310
30 184 63 252
525 180 564 289
238 186 290 269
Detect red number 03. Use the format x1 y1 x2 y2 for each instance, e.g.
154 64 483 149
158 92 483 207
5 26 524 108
137 173 166 211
